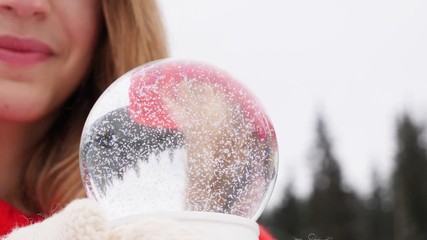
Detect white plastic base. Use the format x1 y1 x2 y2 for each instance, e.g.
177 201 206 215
110 212 259 240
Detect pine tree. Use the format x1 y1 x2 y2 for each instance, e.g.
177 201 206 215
365 170 394 239
305 116 360 240
393 114 427 240
259 183 302 240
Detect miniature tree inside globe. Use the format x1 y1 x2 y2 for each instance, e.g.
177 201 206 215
79 59 278 221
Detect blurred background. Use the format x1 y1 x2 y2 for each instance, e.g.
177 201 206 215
158 0 427 239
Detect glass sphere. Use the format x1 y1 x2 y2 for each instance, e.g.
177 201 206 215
79 59 278 221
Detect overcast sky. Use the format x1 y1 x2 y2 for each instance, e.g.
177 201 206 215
158 0 427 209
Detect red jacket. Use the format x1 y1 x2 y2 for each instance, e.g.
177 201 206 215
0 200 274 239
259 225 276 240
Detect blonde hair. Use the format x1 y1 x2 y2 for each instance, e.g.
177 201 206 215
19 0 168 214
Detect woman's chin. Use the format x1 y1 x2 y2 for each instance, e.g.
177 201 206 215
0 102 55 124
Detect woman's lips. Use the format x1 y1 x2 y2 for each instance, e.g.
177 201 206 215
0 35 54 66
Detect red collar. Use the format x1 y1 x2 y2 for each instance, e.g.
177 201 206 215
0 199 43 236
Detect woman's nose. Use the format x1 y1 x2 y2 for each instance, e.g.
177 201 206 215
0 0 50 19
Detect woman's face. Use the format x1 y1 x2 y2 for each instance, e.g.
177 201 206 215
0 0 100 122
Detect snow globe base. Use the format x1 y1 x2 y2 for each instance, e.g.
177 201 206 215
110 211 259 240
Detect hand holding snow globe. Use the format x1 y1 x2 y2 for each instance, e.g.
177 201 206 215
79 59 278 239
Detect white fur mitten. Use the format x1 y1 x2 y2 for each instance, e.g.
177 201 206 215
4 199 108 240
4 199 205 240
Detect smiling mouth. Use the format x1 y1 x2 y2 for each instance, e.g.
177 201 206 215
0 35 54 66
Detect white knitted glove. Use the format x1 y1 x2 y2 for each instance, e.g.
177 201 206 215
4 199 204 240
